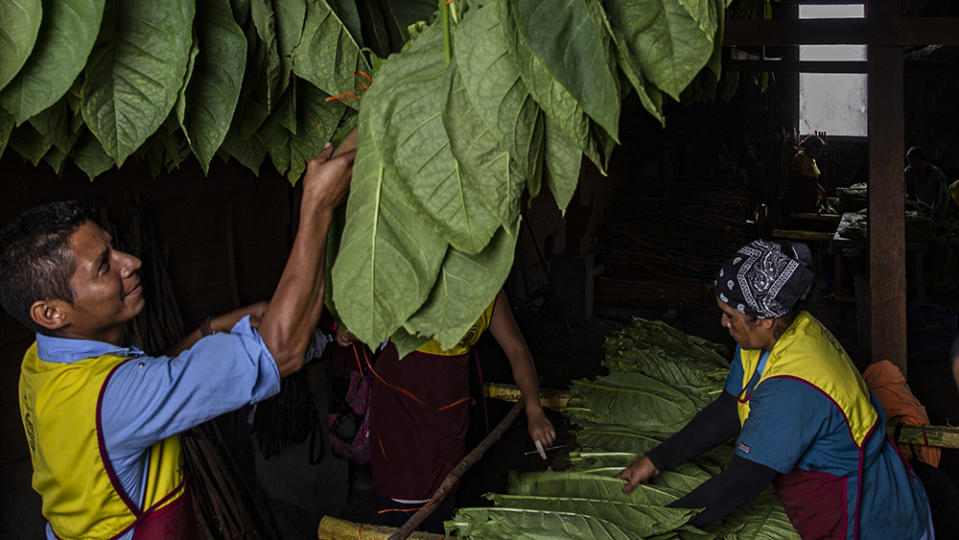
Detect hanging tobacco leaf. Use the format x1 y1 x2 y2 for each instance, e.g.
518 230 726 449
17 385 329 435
367 22 501 254
0 0 42 91
403 219 520 352
602 0 719 100
331 101 448 347
511 0 621 142
292 0 370 107
180 0 247 174
81 0 195 165
0 0 104 124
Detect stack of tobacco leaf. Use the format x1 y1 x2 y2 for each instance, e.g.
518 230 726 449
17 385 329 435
594 181 749 307
448 318 800 539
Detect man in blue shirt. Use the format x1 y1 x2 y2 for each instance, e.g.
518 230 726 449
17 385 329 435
1 138 355 539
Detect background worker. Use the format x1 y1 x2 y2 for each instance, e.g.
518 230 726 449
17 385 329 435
783 134 827 217
616 239 932 539
0 141 355 539
336 289 555 533
905 146 951 224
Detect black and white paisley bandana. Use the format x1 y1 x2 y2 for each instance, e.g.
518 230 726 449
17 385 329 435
714 240 815 319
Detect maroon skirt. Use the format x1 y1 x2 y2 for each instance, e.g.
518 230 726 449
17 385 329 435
369 342 471 500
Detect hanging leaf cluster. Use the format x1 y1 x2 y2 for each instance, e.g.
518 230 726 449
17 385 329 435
449 319 799 539
0 0 405 181
331 0 728 353
2 0 730 351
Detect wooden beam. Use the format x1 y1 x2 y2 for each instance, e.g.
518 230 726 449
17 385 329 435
727 59 867 73
724 18 959 46
867 42 907 374
726 58 958 77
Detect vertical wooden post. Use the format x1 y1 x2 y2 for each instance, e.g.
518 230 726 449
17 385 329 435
867 1 906 375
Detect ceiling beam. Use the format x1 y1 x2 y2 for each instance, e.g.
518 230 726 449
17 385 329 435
724 17 959 46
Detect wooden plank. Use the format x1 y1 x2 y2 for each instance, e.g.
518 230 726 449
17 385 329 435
867 38 907 374
724 18 959 46
891 424 959 449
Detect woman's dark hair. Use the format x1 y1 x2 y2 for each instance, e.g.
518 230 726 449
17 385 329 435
0 201 89 333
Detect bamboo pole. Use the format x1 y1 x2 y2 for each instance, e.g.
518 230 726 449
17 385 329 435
388 400 525 540
318 517 444 540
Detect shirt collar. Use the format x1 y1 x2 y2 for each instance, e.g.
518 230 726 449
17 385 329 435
35 332 144 364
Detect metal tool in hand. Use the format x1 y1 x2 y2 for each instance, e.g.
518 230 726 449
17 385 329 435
524 441 567 458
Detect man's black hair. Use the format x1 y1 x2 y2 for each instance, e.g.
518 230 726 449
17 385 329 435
0 201 89 333
907 146 926 161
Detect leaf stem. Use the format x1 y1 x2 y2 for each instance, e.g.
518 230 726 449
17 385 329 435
440 0 451 64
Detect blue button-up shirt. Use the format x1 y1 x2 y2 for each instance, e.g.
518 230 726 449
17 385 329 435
35 316 281 540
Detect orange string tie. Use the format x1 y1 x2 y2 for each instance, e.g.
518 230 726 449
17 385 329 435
351 344 365 380
357 523 362 540
325 88 361 103
437 396 471 411
352 71 370 90
356 70 373 84
363 347 427 407
378 435 388 461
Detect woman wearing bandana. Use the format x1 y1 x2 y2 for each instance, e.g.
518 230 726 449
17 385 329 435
617 239 933 539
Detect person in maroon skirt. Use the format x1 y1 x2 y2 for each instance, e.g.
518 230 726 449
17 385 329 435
336 289 555 533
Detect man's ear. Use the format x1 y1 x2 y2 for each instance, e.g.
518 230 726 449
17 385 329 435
30 300 70 332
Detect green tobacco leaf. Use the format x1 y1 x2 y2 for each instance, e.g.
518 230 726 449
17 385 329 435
392 326 429 359
508 471 681 507
71 128 114 179
499 0 587 154
369 23 500 254
181 0 247 174
43 144 68 174
567 373 698 434
81 0 194 165
488 493 697 538
454 2 542 224
9 122 51 165
0 107 14 157
220 111 267 174
250 0 285 100
293 0 370 107
275 0 307 78
0 0 104 124
713 490 800 539
404 220 519 351
603 0 718 100
599 8 664 125
357 0 405 58
543 116 582 213
512 0 620 141
327 0 363 46
0 0 42 91
28 100 81 154
445 68 525 234
447 507 639 540
331 106 448 347
574 427 662 455
286 81 346 183
257 84 296 176
653 462 713 494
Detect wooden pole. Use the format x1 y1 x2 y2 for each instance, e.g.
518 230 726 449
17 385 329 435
867 0 907 375
388 400 525 540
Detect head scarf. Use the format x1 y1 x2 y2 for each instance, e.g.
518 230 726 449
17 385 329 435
715 239 815 319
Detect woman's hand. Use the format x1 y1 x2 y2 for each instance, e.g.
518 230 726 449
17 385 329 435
527 405 556 458
615 456 660 493
334 324 358 347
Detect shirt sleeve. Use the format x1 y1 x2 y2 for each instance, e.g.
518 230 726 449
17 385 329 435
100 316 281 462
724 347 745 396
733 377 830 474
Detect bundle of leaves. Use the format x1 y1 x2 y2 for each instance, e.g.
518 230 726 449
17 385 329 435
448 320 799 539
1 0 743 349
